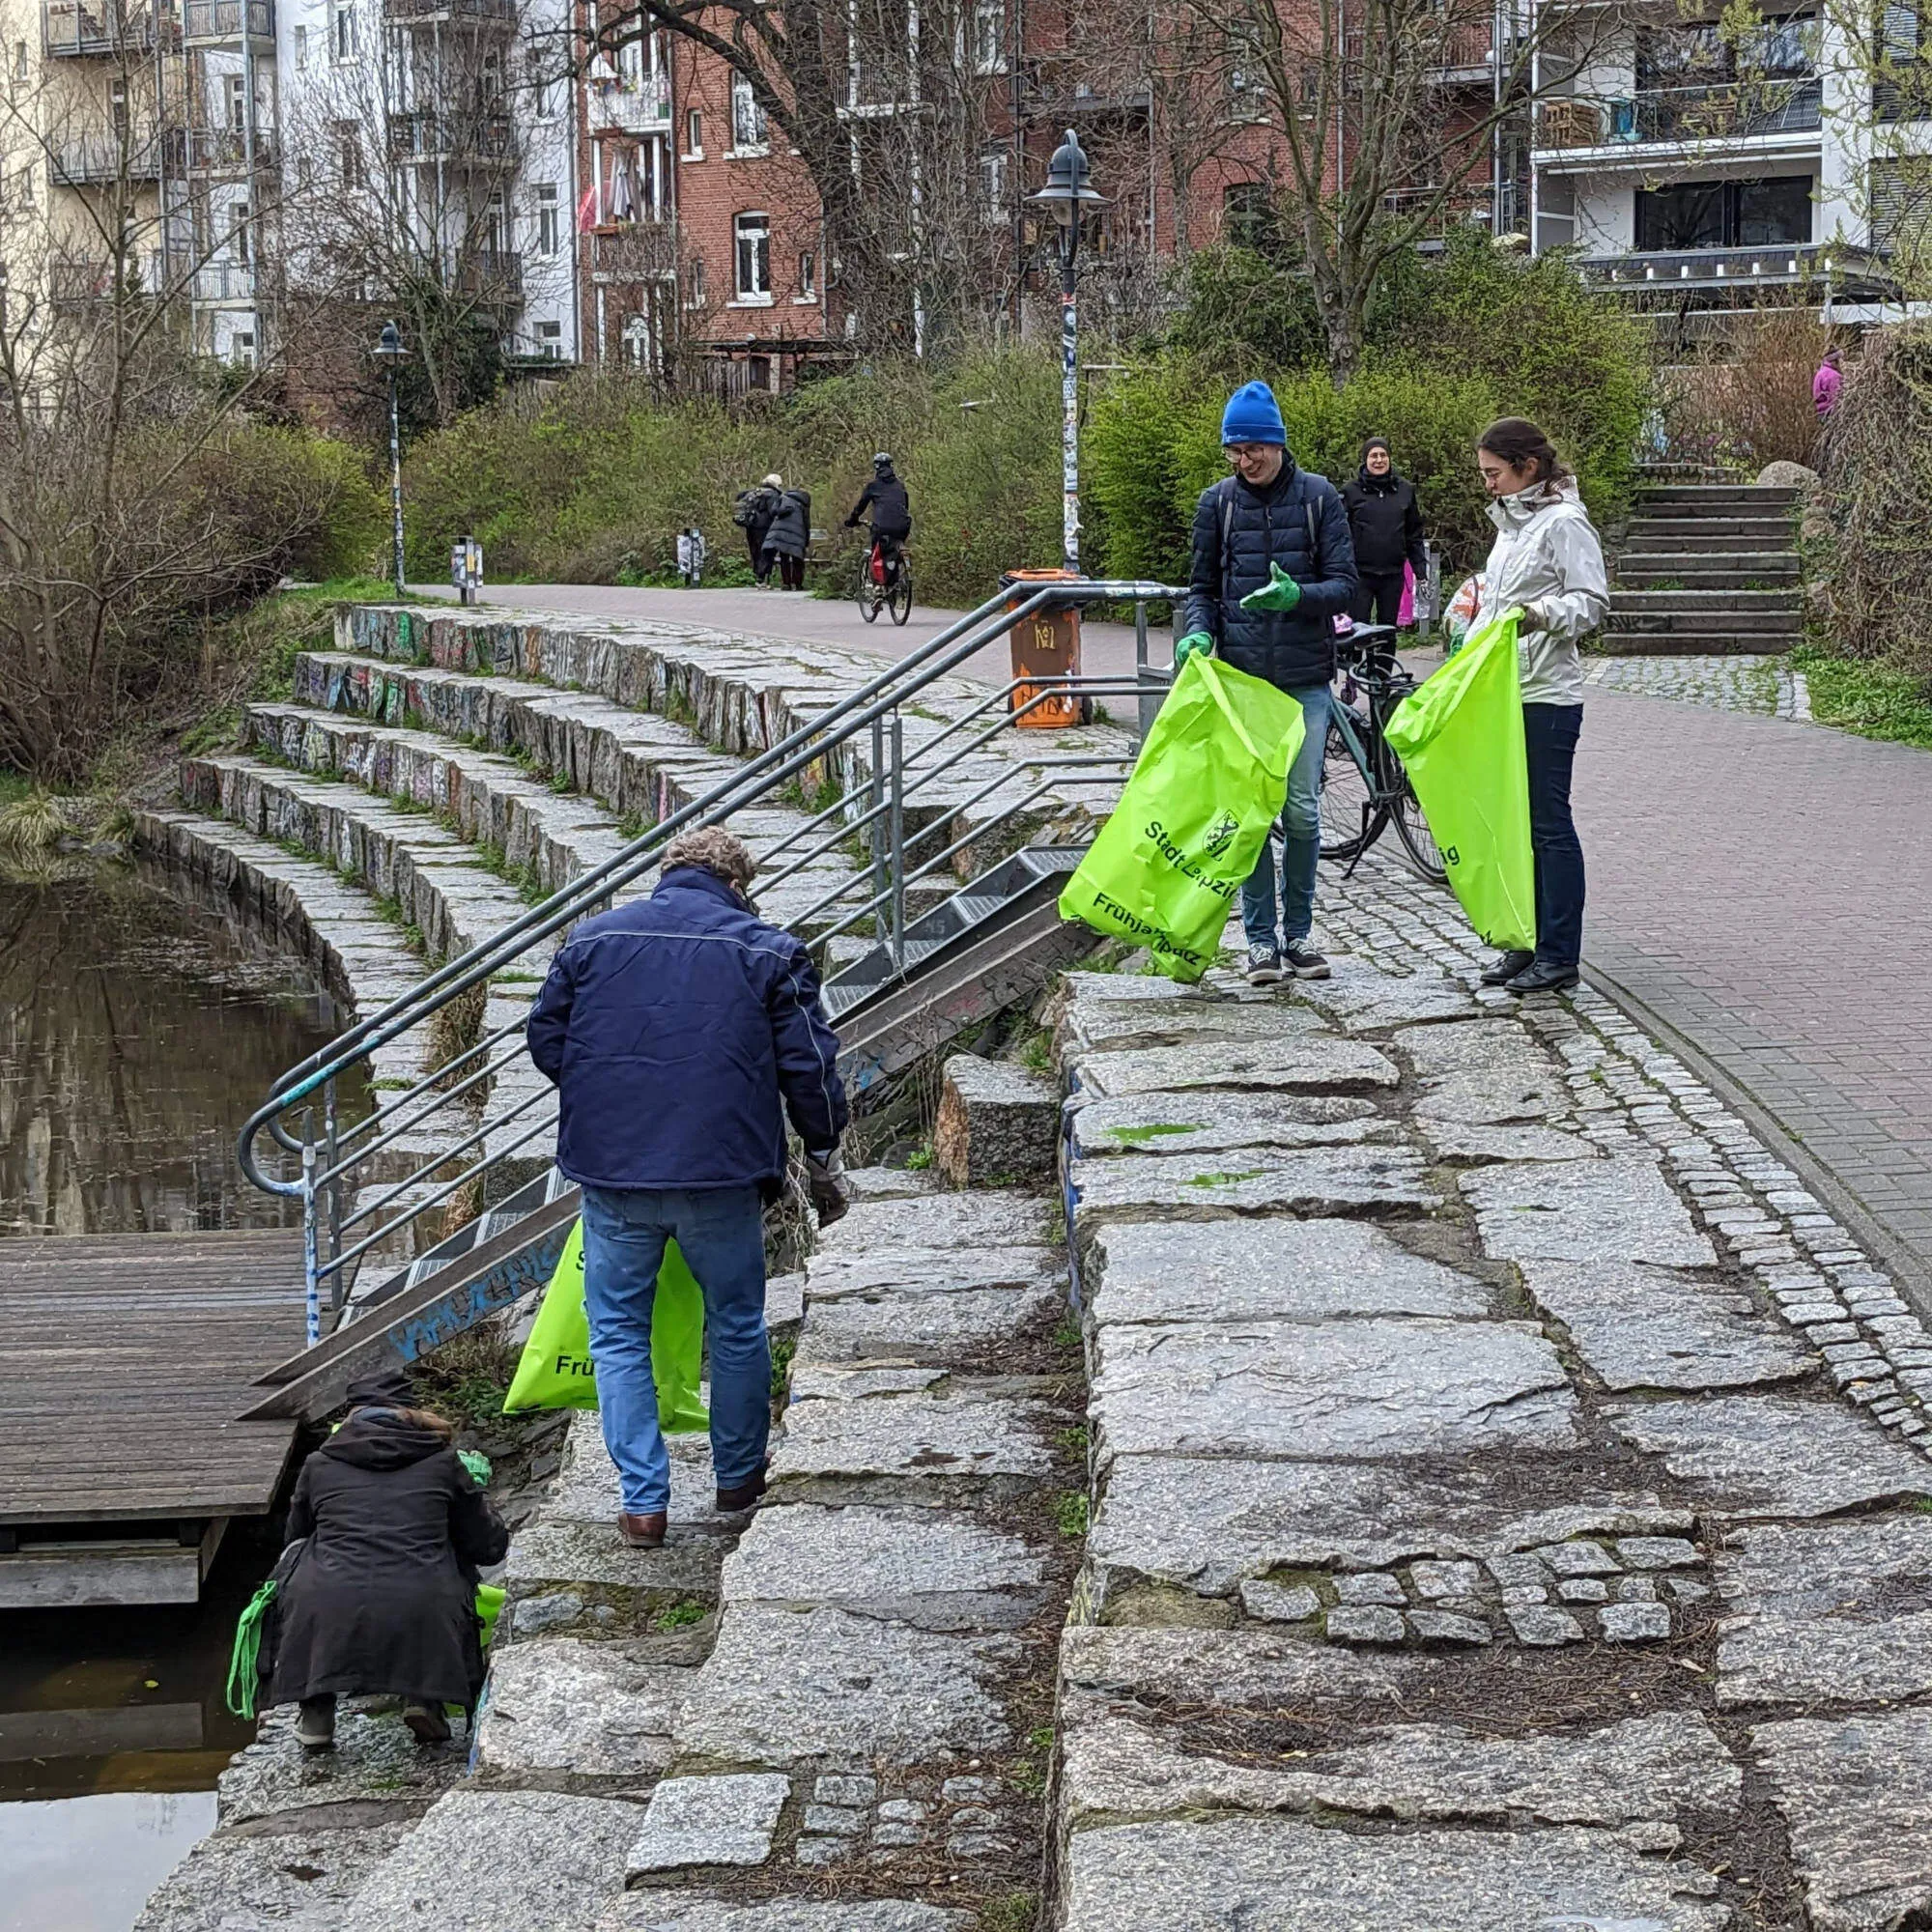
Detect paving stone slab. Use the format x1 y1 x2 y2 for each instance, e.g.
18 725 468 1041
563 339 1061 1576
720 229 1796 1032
217 1705 464 1825
1071 1145 1439 1225
1060 1817 1728 1931
505 1521 727 1595
1753 1709 1932 1932
1059 1624 1421 1709
772 1393 1052 1481
1087 1219 1488 1327
598 1901 969 1930
1414 1120 1598 1163
671 1603 1018 1766
1288 958 1483 1032
334 1790 642 1931
1059 1706 1738 1830
1463 1157 1718 1266
1605 1395 1932 1520
720 1503 1046 1629
1068 1036 1401 1100
1059 996 1334 1054
1522 1260 1815 1392
626 1774 791 1874
133 1823 412 1932
1068 1092 1388 1162
812 1193 1052 1255
1403 1024 1571 1128
1090 1319 1577 1464
541 1414 724 1532
804 1247 1064 1301
794 1280 1065 1367
474 1639 690 1777
1088 1456 1685 1596
1716 1516 1932 1706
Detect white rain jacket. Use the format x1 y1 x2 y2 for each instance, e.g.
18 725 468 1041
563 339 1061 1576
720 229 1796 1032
1477 476 1608 706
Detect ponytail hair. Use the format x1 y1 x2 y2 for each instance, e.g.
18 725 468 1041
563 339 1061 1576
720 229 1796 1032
1477 417 1571 486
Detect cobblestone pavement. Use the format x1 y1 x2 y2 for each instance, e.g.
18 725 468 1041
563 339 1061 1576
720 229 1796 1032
1575 690 1932 1300
1582 653 1811 722
1057 855 1932 1929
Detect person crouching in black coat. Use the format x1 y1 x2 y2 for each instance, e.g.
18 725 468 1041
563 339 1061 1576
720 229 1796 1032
270 1373 508 1750
1340 436 1427 628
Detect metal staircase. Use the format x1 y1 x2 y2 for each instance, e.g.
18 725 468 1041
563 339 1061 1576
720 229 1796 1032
236 580 1176 1420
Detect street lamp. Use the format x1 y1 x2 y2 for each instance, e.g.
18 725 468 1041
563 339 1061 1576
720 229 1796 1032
372 319 409 599
1028 128 1106 573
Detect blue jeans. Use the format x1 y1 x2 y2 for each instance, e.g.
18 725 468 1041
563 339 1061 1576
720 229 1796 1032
580 1184 770 1516
1240 684 1332 950
1523 702 1585 969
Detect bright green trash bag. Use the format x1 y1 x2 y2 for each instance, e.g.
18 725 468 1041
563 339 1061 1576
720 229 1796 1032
501 1219 709 1429
1059 652 1308 982
1384 608 1536 952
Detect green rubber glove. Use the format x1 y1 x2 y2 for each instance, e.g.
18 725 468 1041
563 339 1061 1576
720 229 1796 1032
1240 562 1303 614
1173 632 1215 668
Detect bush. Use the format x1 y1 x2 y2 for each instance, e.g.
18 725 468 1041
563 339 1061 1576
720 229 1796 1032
1661 305 1829 474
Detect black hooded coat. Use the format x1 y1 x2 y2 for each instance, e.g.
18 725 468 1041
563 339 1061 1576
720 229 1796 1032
268 1407 508 1707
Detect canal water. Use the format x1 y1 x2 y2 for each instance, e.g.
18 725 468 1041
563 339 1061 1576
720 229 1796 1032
0 858 365 1929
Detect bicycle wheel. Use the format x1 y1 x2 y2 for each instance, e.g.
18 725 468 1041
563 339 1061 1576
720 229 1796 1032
1391 772 1448 884
1318 711 1376 860
855 556 880 623
888 560 913 626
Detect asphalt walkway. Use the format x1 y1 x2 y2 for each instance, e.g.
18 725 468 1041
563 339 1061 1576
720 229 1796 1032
467 581 1932 1305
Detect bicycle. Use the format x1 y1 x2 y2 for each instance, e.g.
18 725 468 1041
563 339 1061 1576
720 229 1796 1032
853 534 913 627
1317 622 1446 884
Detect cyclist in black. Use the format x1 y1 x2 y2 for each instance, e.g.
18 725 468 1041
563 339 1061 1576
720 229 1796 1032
843 453 912 582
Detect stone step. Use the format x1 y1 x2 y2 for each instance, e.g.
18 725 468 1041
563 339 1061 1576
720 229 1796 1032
1634 484 1802 508
1615 557 1800 590
1605 605 1801 638
1592 630 1797 657
1623 515 1796 546
933 1053 1061 1187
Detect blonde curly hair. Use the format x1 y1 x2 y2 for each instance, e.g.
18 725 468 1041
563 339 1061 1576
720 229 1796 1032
663 826 756 890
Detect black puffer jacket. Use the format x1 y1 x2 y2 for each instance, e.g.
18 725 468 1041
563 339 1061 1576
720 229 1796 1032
269 1409 508 1708
1183 464 1358 691
761 488 811 560
1340 468 1427 577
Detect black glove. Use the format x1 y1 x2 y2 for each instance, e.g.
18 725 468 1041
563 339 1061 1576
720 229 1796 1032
805 1148 849 1227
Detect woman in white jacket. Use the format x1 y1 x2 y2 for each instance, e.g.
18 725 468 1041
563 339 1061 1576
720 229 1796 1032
1470 417 1608 995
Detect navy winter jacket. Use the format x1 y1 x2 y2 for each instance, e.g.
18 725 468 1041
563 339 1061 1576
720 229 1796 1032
1182 464 1358 691
526 867 848 1198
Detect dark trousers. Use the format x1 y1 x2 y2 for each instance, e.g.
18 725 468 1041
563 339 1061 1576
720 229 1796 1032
777 554 805 590
747 527 771 582
1523 702 1584 968
1350 571 1405 627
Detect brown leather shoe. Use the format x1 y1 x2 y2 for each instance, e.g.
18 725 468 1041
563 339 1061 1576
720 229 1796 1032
714 1466 768 1513
617 1511 668 1548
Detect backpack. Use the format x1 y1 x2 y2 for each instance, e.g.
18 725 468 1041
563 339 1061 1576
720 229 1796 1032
731 489 764 529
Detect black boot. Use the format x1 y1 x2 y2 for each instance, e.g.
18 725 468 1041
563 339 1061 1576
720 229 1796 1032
1505 958 1580 995
1481 949 1534 986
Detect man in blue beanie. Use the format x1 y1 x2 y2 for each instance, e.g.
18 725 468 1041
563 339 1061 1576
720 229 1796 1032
1178 380 1357 983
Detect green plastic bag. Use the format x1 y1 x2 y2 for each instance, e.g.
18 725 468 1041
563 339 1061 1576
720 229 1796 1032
1059 652 1308 981
501 1219 709 1429
1384 609 1536 951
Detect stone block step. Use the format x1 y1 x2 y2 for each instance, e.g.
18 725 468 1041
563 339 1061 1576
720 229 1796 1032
1634 484 1802 509
933 1054 1061 1187
1623 516 1796 546
1605 606 1801 638
1591 631 1797 657
1615 558 1800 590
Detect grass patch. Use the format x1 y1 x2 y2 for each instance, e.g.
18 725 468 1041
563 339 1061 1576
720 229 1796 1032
408 1323 517 1429
1793 646 1932 750
0 788 72 858
1055 1491 1090 1538
1187 1169 1265 1188
1105 1122 1196 1146
652 1600 709 1631
977 1893 1039 1932
1016 1030 1054 1076
769 1331 797 1404
1056 1423 1090 1458
904 1144 935 1171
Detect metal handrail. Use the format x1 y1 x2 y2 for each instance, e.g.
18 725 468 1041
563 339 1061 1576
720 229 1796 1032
240 579 1178 1342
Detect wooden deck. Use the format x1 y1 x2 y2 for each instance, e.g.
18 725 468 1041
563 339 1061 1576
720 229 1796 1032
0 1229 305 1536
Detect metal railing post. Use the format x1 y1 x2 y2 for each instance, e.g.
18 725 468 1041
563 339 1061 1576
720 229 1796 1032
299 1118 321 1348
324 1076 343 1312
889 712 906 974
1134 598 1164 740
869 712 887 927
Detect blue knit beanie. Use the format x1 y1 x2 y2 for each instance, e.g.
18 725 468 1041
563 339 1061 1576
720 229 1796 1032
1221 381 1286 446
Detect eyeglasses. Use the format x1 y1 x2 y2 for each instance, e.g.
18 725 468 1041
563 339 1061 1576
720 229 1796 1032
1225 443 1274 462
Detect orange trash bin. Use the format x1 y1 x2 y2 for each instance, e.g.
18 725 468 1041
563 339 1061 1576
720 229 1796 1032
1002 568 1090 728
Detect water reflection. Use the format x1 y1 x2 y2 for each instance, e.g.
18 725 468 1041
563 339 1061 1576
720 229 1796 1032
0 1790 218 1932
0 861 364 1236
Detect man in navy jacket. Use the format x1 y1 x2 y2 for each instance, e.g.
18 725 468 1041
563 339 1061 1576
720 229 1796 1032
527 826 848 1548
1176 380 1357 986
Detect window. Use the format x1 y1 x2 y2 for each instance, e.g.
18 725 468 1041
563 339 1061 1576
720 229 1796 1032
1871 155 1932 250
13 39 28 88
224 72 246 128
231 200 250 263
796 248 815 298
733 211 770 298
971 0 1006 72
686 253 706 305
232 329 256 367
534 182 558 254
684 106 702 156
730 74 768 153
1229 35 1267 120
332 0 355 61
1223 181 1277 249
336 121 362 186
619 36 644 87
293 23 307 67
1634 174 1812 250
17 164 34 208
979 146 1009 225
535 318 562 359
533 67 554 118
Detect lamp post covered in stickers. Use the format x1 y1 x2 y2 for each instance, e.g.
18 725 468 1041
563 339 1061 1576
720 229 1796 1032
1028 128 1105 572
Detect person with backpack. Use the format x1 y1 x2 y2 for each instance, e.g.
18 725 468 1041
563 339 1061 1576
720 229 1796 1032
1340 436 1427 628
732 474 782 583
1176 380 1358 985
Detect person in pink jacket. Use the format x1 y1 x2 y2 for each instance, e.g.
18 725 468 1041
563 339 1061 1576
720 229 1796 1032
1813 349 1843 418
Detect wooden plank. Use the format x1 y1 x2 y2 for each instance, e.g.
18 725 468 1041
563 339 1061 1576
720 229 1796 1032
0 1230 304 1528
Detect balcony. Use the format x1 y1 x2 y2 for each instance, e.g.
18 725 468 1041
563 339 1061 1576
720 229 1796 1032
1573 240 1887 300
1535 77 1822 161
187 126 278 172
48 128 180 186
384 0 516 22
390 110 516 167
591 219 675 282
454 248 522 301
41 0 158 55
50 250 164 303
182 0 273 39
1383 183 1525 241
587 72 670 134
192 259 257 301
